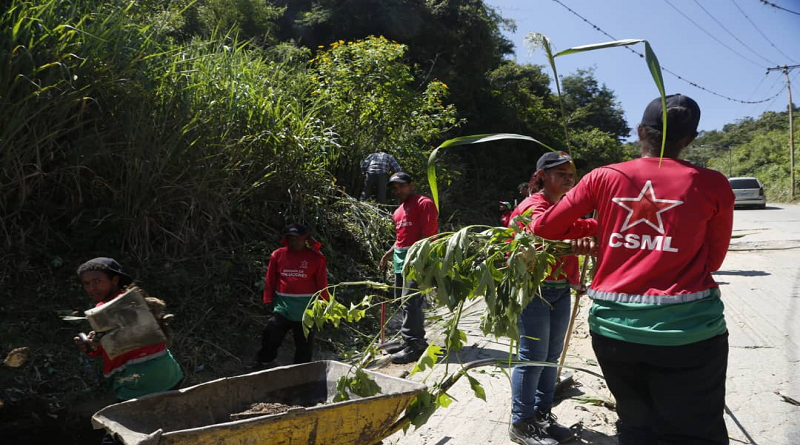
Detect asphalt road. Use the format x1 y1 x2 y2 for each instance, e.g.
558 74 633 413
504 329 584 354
387 203 800 445
719 203 800 445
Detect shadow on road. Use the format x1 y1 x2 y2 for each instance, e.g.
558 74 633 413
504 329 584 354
734 206 781 211
713 269 771 277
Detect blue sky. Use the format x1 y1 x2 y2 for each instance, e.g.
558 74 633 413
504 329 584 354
485 0 800 140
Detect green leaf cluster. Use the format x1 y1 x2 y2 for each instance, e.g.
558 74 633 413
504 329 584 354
310 36 461 194
404 215 570 340
333 369 382 402
687 108 799 201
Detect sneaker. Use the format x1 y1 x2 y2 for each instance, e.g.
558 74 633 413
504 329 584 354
509 421 558 445
534 410 576 443
390 345 426 364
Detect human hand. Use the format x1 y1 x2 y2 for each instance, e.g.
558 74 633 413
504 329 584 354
571 237 597 256
73 331 98 353
379 251 392 272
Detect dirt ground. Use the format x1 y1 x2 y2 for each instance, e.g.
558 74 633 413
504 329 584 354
376 297 620 445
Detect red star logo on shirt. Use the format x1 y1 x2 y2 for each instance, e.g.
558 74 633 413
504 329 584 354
611 181 682 234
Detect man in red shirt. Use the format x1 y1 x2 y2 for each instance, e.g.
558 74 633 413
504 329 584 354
532 94 734 445
258 224 329 365
380 172 439 364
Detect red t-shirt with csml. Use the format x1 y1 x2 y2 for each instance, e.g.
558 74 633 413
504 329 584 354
510 193 597 285
393 194 438 248
533 157 734 298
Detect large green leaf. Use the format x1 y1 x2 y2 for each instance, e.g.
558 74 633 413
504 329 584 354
552 39 645 57
644 41 668 160
551 38 668 159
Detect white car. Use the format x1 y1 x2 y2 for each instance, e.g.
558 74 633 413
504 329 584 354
728 177 766 209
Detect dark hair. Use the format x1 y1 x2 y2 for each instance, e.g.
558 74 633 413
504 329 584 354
640 106 698 156
76 260 133 288
527 171 544 194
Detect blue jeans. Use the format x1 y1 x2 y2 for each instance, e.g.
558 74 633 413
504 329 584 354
511 286 571 424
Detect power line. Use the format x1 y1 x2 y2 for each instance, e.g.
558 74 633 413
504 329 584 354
693 0 778 66
758 75 789 115
733 72 771 119
732 0 797 63
662 0 767 69
549 0 784 104
759 0 800 16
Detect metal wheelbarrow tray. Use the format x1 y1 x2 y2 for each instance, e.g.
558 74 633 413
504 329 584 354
92 360 427 445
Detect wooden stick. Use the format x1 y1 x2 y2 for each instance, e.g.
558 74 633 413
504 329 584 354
380 302 386 344
557 253 591 381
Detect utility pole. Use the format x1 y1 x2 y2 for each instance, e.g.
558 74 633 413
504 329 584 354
767 64 799 199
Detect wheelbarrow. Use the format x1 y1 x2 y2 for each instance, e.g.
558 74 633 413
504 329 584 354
91 360 429 445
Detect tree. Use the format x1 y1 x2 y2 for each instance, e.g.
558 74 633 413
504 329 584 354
311 36 460 193
270 0 514 133
560 68 630 142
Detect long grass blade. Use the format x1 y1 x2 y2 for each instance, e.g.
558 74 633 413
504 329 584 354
427 133 557 211
552 38 668 161
553 39 645 57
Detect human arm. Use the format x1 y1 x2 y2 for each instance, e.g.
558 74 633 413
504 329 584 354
390 155 402 173
262 251 279 304
525 192 597 240
379 246 394 272
316 255 330 301
419 199 439 238
531 181 597 240
706 187 735 272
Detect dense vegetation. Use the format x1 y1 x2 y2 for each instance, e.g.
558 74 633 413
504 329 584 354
1 0 796 440
684 109 800 201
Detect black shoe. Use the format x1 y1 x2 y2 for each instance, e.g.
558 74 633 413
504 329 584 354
390 344 426 364
534 411 576 443
381 342 407 354
509 421 559 445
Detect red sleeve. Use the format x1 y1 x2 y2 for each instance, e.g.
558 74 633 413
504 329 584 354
532 179 597 240
87 346 102 358
706 189 734 272
262 250 280 304
528 194 597 239
419 199 439 238
316 254 330 301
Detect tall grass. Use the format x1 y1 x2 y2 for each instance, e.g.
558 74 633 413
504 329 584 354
1 0 403 407
0 0 340 265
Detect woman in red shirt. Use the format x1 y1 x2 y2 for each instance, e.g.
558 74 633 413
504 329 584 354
509 152 596 445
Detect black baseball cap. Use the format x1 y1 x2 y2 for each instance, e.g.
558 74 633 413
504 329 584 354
283 223 309 236
536 151 586 171
388 172 413 184
77 257 133 286
640 94 701 140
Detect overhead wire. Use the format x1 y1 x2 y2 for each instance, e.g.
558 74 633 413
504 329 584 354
662 0 767 69
757 74 791 115
732 0 798 63
549 0 784 104
692 0 778 66
759 0 800 16
732 72 772 120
